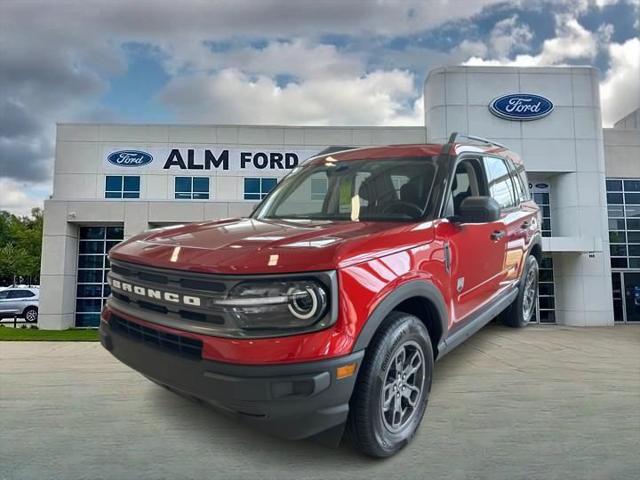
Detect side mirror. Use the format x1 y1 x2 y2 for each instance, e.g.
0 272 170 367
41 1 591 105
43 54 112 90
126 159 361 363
457 196 501 223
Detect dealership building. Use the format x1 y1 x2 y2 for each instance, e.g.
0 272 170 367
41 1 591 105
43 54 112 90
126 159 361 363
39 65 640 330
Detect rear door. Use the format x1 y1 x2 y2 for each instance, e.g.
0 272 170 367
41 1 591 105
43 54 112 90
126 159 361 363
484 156 532 287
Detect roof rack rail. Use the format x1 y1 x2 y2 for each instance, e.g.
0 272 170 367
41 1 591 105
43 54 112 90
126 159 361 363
447 132 507 149
315 146 355 156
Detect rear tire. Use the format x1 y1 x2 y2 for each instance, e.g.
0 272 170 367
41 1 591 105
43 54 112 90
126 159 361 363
23 306 38 323
347 311 433 458
502 255 538 328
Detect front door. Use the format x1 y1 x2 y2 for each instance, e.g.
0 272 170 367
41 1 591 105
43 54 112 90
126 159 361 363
0 290 19 315
442 158 507 328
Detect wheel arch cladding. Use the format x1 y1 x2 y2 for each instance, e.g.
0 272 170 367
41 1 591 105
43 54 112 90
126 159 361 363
529 235 542 263
353 280 448 359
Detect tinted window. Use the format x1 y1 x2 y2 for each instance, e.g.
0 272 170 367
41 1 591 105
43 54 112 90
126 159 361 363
484 156 517 209
244 177 277 200
7 290 34 299
0 290 9 299
105 175 140 199
254 157 437 221
509 161 530 202
175 176 210 200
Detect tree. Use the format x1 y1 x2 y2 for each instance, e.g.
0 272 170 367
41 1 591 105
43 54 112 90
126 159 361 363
0 208 43 285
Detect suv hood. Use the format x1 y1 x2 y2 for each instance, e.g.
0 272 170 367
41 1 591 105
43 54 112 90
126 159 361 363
109 218 435 274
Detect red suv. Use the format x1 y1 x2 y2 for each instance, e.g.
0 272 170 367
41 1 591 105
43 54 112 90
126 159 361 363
101 133 541 457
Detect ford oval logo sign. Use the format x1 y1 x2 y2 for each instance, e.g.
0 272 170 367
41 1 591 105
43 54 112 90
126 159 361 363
107 150 153 167
489 94 554 121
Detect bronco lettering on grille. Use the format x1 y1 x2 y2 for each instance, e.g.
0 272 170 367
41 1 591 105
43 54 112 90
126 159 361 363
108 278 202 307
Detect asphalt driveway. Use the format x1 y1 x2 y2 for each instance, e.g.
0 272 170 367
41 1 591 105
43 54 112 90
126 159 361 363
1 324 639 480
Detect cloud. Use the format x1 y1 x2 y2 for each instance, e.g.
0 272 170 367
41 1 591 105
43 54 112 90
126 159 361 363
0 178 48 217
465 14 599 66
488 15 534 58
600 37 640 126
159 67 421 126
0 0 636 217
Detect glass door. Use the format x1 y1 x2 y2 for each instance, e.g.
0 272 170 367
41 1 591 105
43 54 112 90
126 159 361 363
623 272 640 322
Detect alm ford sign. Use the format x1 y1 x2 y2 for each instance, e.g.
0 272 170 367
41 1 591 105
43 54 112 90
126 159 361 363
489 94 554 121
107 150 154 167
104 146 322 172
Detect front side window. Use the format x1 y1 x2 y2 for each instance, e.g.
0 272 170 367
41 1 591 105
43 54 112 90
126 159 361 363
483 157 517 209
105 176 140 199
253 157 437 221
175 177 210 200
244 177 277 200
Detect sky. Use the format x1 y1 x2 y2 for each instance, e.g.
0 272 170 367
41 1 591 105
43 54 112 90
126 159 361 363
0 0 638 216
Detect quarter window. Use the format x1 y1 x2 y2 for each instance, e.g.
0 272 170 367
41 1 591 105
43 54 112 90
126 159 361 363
483 157 517 209
105 176 140 199
175 177 210 200
244 177 277 200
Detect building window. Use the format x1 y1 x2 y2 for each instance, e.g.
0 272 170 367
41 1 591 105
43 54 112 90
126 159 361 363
536 254 556 323
76 226 124 327
607 178 640 272
105 176 140 199
607 177 640 323
175 176 210 200
531 183 552 237
529 182 555 324
244 177 277 200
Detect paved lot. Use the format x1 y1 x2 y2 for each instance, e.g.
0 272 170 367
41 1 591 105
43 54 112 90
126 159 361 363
1 324 639 480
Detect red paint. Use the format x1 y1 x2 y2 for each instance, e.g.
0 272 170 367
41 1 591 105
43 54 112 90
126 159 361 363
106 143 539 365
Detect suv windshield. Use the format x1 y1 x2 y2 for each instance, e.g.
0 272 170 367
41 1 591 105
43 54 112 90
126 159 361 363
253 156 437 221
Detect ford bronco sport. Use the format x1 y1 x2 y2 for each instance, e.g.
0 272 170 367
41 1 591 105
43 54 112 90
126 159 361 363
100 133 541 458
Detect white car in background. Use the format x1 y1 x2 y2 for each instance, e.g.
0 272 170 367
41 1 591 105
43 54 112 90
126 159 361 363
0 287 39 322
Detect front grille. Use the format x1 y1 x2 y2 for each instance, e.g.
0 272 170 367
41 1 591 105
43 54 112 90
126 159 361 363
111 262 225 292
108 259 228 326
110 314 202 359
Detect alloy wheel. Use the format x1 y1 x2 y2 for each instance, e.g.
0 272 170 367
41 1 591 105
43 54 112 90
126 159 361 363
522 267 538 321
380 340 425 433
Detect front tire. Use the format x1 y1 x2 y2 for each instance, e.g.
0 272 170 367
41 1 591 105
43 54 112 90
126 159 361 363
348 311 434 458
502 255 539 328
23 306 38 323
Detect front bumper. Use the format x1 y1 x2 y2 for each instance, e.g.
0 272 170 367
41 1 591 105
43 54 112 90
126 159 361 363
100 316 364 441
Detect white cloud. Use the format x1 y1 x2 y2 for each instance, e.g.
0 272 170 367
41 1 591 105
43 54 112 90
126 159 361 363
600 37 640 126
489 15 534 58
464 15 599 66
463 14 639 127
0 179 48 217
159 68 421 126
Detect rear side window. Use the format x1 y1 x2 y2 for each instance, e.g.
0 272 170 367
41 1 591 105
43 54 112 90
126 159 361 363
483 156 518 209
8 290 35 299
509 161 530 202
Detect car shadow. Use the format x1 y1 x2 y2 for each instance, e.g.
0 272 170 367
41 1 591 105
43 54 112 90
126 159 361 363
146 321 508 464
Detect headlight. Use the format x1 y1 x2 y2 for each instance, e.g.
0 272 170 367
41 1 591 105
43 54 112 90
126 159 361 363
213 280 329 331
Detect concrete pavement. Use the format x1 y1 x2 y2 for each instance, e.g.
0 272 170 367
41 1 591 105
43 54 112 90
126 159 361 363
1 324 639 480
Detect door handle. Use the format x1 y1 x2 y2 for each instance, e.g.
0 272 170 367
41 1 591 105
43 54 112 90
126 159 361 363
491 230 505 241
521 221 530 229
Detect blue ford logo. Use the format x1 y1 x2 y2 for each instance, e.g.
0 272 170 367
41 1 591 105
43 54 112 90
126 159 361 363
107 150 153 167
489 94 554 121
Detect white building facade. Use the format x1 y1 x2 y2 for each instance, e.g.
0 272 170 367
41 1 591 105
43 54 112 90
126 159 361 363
39 65 640 330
